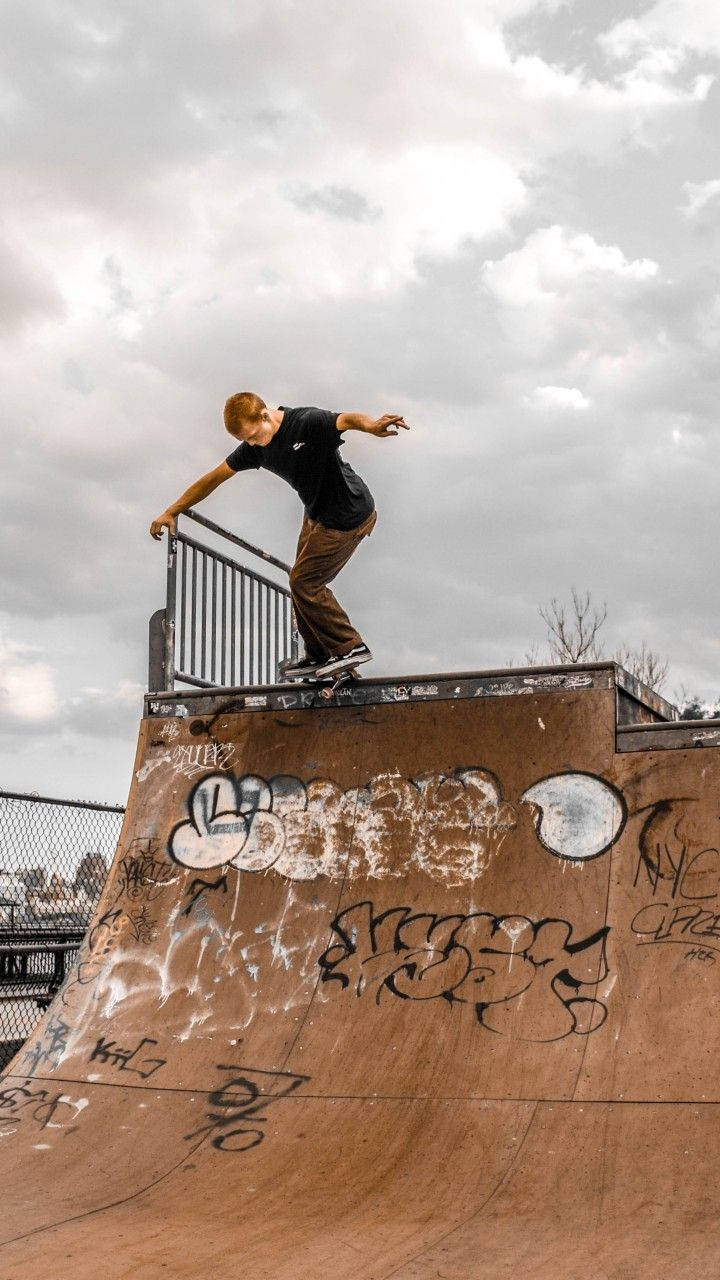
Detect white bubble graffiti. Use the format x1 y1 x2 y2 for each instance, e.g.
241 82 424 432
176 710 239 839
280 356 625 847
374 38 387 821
520 772 625 861
168 766 626 882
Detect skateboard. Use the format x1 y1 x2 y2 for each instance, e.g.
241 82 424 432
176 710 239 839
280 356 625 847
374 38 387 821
278 660 363 702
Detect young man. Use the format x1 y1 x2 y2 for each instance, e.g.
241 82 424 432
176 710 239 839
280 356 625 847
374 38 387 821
149 392 409 679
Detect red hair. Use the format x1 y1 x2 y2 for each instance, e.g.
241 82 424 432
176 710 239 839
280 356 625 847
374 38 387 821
223 392 265 433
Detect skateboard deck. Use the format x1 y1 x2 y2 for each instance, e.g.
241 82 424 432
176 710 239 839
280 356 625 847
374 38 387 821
277 660 363 702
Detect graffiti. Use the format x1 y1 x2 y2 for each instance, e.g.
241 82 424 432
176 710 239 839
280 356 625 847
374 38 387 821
382 685 411 702
61 906 156 1005
89 1035 166 1079
475 674 595 697
185 1065 308 1153
182 871 229 916
685 946 716 966
23 1016 71 1074
275 684 367 710
481 682 533 698
318 900 610 1042
159 720 182 741
115 838 178 903
172 743 235 778
529 673 594 691
631 799 720 955
634 800 719 901
137 743 236 783
631 902 720 949
0 1079 88 1139
523 772 626 862
128 905 156 943
167 765 626 883
275 690 317 711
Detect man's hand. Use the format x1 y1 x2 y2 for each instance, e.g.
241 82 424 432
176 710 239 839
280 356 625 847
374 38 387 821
149 511 177 540
368 413 409 437
337 412 410 436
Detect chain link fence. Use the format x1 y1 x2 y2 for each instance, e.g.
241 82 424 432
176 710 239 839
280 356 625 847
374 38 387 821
0 790 124 1069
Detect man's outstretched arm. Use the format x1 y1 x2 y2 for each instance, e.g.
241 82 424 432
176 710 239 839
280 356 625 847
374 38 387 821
336 412 409 437
149 461 235 540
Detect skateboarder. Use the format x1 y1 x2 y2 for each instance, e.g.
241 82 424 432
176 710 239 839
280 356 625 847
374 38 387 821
149 393 409 679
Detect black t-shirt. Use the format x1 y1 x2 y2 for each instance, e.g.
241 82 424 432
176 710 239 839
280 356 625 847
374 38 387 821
225 406 374 531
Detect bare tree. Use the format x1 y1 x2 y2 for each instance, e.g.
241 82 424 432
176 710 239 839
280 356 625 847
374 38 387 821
513 588 672 696
538 588 608 663
523 641 542 667
613 641 669 693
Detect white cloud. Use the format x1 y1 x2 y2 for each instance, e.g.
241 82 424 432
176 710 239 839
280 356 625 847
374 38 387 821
0 0 711 328
0 629 144 741
478 225 661 361
481 225 658 309
526 385 590 410
681 178 720 218
0 638 59 722
601 1 720 61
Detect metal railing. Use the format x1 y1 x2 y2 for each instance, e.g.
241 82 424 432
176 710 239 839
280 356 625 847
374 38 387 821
150 510 297 692
0 789 124 1060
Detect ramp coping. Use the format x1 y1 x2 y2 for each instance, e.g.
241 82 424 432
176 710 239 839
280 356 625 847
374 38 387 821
144 661 677 726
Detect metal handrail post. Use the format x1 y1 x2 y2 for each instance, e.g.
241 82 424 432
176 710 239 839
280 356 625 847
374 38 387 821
164 532 178 691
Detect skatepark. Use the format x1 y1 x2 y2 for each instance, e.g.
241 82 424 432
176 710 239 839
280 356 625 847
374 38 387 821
1 656 720 1277
5 4 720 1270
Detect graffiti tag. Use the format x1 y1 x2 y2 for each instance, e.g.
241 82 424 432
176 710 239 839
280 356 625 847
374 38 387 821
89 1035 166 1080
319 900 610 1042
185 1065 309 1153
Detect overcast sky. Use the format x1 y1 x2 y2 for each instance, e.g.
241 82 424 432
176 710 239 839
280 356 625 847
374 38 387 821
2 0 720 803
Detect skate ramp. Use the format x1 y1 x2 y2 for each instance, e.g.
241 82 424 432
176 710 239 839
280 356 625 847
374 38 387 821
0 666 719 1278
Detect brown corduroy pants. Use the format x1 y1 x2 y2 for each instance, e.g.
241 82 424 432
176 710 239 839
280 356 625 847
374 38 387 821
289 509 377 660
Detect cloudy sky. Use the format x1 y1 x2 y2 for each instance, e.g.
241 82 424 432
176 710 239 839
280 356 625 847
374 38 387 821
3 0 720 803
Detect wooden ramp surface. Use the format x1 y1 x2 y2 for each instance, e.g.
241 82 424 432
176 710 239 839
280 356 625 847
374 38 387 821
0 672 717 1278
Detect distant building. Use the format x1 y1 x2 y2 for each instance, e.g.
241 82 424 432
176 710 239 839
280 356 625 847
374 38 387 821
74 853 108 900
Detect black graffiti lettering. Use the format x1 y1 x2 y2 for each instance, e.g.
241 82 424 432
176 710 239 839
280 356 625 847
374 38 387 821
691 909 720 939
116 839 177 903
634 800 720 904
319 901 610 1043
686 947 717 965
185 1065 309 1153
681 849 720 901
0 1080 85 1134
657 904 709 940
632 901 720 945
631 902 670 937
182 871 229 916
128 905 157 944
23 1016 71 1073
89 1035 166 1080
634 801 679 896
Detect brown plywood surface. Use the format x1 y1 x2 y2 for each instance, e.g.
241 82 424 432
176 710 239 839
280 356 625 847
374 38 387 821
1 685 719 1277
